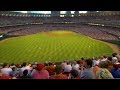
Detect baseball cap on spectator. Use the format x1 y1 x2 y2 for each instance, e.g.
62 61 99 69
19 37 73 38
36 64 44 70
113 63 120 68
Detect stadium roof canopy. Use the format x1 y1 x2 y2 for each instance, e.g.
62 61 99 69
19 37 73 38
0 11 89 14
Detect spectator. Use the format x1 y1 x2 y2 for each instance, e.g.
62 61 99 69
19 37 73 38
61 60 67 71
9 67 20 78
1 63 12 76
72 61 79 71
112 53 118 64
80 59 95 79
110 64 120 78
107 56 112 61
44 62 55 76
63 61 72 77
96 61 114 79
32 64 49 79
20 62 31 76
93 57 100 66
93 65 100 79
70 69 80 79
19 69 31 79
49 65 68 79
0 69 11 79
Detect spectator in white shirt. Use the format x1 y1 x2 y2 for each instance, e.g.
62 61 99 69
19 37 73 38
72 61 79 71
64 61 72 73
1 63 12 76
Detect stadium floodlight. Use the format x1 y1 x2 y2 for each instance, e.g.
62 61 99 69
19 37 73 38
102 24 104 26
71 15 74 17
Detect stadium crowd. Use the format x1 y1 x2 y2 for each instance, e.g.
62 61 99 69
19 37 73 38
0 24 119 41
0 14 120 26
0 53 120 79
73 25 119 40
0 13 120 41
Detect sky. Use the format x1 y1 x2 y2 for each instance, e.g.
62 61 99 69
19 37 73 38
16 11 87 14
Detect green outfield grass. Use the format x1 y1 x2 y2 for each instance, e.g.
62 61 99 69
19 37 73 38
0 30 113 63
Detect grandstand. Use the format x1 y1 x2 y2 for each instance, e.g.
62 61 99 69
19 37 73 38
0 11 120 38
0 11 120 79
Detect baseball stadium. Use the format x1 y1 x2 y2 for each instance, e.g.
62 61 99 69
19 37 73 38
0 11 120 79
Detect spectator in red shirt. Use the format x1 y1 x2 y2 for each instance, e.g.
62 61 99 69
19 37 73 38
32 64 49 79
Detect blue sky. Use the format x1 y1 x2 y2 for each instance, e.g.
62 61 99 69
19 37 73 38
17 11 87 14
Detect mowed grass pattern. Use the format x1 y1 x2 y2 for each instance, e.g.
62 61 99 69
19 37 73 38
0 30 113 63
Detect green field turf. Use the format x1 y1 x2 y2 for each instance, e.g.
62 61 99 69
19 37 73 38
0 30 113 63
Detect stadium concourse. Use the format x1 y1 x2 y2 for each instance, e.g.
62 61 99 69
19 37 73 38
0 11 120 79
